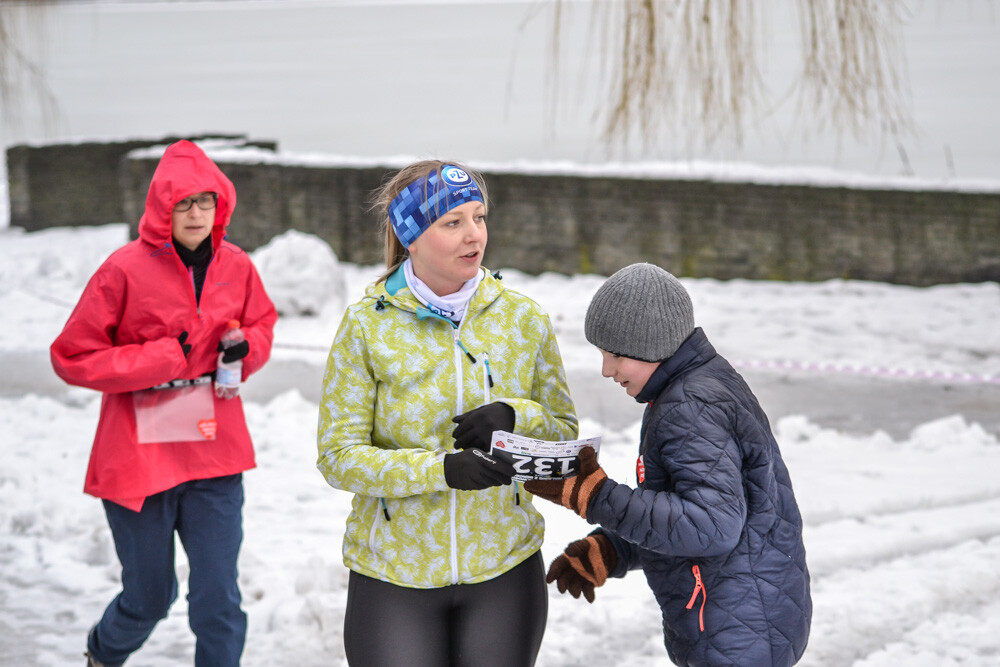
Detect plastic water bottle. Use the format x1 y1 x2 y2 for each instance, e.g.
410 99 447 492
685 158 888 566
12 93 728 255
215 320 244 399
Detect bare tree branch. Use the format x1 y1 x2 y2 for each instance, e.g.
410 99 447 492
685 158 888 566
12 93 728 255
795 0 911 138
1 2 58 134
550 0 912 152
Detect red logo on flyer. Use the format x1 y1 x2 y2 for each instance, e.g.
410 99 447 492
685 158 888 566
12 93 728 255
197 419 218 440
636 454 645 484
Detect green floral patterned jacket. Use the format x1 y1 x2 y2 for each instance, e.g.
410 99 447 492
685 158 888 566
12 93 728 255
317 267 578 588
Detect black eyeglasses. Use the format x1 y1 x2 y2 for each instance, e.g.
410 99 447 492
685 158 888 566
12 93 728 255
174 193 218 212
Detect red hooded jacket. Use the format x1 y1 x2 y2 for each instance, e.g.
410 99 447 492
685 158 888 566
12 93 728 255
51 140 278 511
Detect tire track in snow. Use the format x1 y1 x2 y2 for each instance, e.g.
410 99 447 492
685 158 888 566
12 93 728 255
806 487 1000 528
801 536 1000 667
851 597 1000 665
805 496 1000 578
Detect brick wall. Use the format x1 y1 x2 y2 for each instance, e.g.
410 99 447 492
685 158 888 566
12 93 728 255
8 140 1000 285
6 135 276 231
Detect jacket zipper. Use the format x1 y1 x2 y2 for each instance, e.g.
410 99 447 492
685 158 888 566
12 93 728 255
479 351 519 506
449 327 466 584
686 564 707 632
175 253 201 317
368 499 384 553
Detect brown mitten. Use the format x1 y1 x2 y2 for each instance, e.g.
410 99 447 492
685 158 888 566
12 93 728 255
524 446 607 519
546 533 618 603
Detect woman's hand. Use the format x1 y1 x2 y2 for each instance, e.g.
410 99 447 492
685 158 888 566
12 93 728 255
443 448 516 490
451 402 515 452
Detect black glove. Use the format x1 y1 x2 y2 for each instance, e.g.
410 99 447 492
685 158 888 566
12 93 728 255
177 331 191 358
451 402 515 452
443 448 516 490
217 339 249 364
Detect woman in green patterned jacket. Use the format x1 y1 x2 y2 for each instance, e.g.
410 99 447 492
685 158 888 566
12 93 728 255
317 161 578 666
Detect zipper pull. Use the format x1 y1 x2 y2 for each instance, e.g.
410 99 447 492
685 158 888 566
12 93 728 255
454 331 477 364
380 498 391 521
686 564 706 632
483 355 495 388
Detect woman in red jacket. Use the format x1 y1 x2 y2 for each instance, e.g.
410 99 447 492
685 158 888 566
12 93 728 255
51 140 277 667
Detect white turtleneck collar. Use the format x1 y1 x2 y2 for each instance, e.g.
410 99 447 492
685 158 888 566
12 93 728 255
403 259 484 324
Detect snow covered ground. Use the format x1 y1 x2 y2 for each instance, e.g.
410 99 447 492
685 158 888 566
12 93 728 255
2 192 999 665
3 0 999 663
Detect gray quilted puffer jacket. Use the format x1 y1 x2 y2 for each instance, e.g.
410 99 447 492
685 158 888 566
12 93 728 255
588 328 811 666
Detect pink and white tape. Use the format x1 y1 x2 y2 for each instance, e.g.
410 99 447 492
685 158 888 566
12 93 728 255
733 359 1000 385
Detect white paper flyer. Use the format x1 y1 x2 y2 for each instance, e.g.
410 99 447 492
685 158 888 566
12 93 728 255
489 430 601 481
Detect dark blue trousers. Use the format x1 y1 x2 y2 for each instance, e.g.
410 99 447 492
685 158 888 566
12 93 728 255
88 474 247 667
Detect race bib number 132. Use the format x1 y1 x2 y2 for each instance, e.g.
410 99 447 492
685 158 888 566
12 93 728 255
490 430 602 481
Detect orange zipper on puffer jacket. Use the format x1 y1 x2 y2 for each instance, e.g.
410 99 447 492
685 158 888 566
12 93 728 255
686 564 706 632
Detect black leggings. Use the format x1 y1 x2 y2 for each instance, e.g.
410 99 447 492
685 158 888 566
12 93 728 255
344 551 548 667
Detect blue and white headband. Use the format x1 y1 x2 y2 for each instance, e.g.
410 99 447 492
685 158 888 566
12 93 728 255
388 165 484 248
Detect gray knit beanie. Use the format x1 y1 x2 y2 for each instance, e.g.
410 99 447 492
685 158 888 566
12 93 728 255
585 263 695 362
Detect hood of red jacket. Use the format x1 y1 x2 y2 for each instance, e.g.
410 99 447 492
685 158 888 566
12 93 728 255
138 140 237 250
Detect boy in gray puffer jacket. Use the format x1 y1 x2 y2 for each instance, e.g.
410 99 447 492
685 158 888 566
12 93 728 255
526 263 811 666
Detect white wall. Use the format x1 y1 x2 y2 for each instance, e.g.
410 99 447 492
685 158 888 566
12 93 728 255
1 0 998 188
